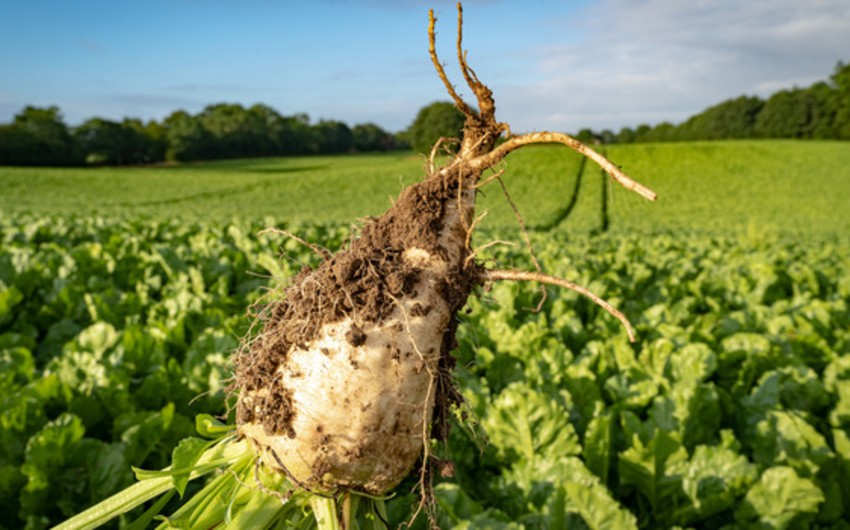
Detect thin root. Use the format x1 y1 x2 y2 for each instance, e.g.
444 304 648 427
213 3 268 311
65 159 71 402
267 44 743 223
471 131 657 202
493 175 547 310
464 210 488 251
428 8 475 118
428 136 457 174
475 167 506 189
482 269 637 342
259 228 333 261
464 239 515 269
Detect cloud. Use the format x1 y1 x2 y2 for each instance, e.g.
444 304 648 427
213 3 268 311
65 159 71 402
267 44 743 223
493 0 850 132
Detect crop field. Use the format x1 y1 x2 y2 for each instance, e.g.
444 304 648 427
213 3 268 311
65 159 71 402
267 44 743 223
3 140 850 236
2 140 850 529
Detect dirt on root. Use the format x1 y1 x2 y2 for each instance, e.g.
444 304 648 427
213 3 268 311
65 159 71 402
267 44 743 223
233 171 481 440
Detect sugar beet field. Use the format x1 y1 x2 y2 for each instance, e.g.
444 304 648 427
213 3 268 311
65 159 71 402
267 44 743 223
2 140 850 529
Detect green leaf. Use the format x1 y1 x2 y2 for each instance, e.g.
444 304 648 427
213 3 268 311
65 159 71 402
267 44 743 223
434 482 485 522
0 346 35 389
558 458 639 530
604 370 659 409
117 403 175 465
583 406 614 483
0 285 24 327
669 342 717 384
736 466 824 529
19 413 87 517
484 382 580 463
434 484 519 529
673 435 758 523
170 437 209 496
124 490 176 530
748 410 833 476
73 321 120 356
618 428 688 513
196 413 234 438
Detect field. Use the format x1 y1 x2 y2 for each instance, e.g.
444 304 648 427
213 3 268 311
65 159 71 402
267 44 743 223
3 140 850 236
2 140 850 529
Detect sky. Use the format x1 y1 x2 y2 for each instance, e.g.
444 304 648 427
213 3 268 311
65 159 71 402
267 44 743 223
1 0 849 134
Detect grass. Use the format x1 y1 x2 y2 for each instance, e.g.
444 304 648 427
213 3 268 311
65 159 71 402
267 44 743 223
604 140 850 238
2 140 848 238
0 153 423 224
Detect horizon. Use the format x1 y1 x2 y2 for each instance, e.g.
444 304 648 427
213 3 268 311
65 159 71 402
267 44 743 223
1 0 849 133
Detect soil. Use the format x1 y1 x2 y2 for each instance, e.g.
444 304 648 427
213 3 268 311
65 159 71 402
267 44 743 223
233 171 482 440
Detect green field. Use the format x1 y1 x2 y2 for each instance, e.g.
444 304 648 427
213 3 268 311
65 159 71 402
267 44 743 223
2 140 850 529
3 140 849 237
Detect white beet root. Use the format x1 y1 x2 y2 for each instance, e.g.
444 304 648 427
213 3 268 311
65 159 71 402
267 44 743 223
236 177 478 494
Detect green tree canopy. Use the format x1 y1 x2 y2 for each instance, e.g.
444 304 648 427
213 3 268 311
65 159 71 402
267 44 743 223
352 123 395 152
755 86 834 139
831 61 850 139
678 96 764 140
314 120 353 154
74 118 163 165
0 106 79 166
406 101 465 155
163 110 214 162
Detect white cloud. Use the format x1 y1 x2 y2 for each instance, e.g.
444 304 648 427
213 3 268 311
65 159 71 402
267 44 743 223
492 0 850 132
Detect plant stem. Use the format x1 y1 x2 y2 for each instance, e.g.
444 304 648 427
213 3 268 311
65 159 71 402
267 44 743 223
310 496 342 530
53 439 250 530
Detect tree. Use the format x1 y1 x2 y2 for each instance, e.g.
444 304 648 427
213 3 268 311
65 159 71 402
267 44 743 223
599 129 617 144
314 120 353 154
645 122 676 142
163 110 213 162
74 118 126 165
406 101 465 154
755 88 832 139
617 127 636 143
0 125 30 165
633 124 652 142
678 96 764 140
352 123 395 152
575 128 598 144
276 113 317 155
130 119 168 163
73 118 162 165
198 103 270 159
0 106 79 166
831 61 850 139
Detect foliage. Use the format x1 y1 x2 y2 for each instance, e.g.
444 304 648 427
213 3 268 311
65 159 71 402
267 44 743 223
678 96 764 140
0 106 80 167
2 208 849 528
352 122 398 152
314 120 354 154
755 84 837 140
830 61 850 139
404 101 466 154
441 229 850 529
0 215 324 529
74 118 165 165
0 103 401 167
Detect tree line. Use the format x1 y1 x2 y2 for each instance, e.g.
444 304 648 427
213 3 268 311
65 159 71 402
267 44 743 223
0 103 405 166
1 61 847 166
576 61 850 145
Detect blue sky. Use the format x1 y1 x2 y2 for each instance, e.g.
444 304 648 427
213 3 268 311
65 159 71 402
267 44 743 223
2 0 849 133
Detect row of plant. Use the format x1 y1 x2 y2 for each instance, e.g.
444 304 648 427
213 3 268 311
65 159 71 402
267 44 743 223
0 215 345 529
1 215 849 528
